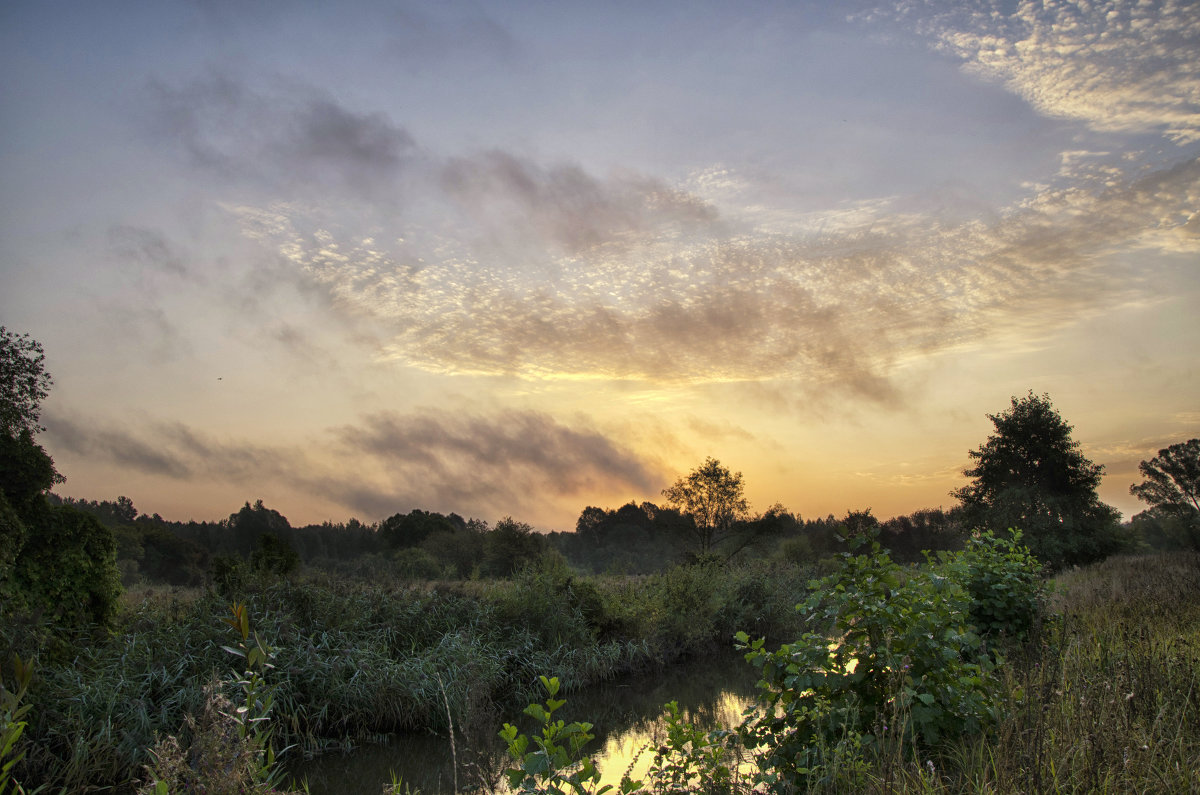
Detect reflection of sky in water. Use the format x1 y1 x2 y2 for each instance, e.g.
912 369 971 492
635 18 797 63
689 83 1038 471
288 650 760 794
589 690 754 788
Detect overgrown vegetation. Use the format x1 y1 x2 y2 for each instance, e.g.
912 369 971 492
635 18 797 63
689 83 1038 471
499 546 1200 795
1 556 811 791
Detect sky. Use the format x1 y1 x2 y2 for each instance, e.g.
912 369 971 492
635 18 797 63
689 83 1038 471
1 0 1197 531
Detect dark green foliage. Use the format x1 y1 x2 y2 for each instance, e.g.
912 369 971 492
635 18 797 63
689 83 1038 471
483 517 545 577
0 328 121 633
954 392 1126 569
0 492 27 606
380 509 464 550
0 327 52 439
555 502 684 574
948 529 1046 641
12 501 121 631
737 529 1020 789
880 507 967 563
0 431 61 512
123 525 210 587
420 518 487 578
1130 439 1200 550
211 554 250 596
1130 505 1200 551
6 561 819 790
251 532 299 577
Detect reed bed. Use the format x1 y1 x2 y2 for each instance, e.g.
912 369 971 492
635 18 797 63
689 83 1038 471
4 558 811 791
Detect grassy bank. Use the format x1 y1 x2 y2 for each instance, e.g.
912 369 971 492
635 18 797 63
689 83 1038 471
7 551 1198 793
3 558 811 792
587 550 1200 794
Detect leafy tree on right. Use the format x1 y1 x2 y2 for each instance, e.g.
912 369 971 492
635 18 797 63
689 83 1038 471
1129 438 1200 550
952 391 1127 570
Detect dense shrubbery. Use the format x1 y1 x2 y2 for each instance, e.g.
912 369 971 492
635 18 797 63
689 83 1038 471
2 557 813 791
735 529 1036 790
502 548 1200 795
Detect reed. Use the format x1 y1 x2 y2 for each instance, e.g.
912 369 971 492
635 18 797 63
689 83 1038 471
3 559 813 791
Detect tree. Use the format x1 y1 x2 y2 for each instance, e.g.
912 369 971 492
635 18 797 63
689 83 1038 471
250 532 299 577
379 509 462 549
1 327 120 630
661 457 751 559
1131 439 1200 519
482 517 544 577
952 392 1125 569
1130 439 1200 551
0 327 53 438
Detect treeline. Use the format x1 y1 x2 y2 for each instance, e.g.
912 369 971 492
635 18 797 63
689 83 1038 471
52 490 977 590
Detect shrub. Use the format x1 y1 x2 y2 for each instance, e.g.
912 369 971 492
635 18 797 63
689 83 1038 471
737 531 1003 790
12 501 121 631
948 528 1045 641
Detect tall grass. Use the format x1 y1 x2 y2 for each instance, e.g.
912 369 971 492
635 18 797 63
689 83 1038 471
495 551 1200 795
2 558 813 791
752 551 1200 793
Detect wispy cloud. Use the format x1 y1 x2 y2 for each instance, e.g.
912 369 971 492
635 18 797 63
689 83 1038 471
43 407 658 523
912 0 1200 144
239 148 1196 401
136 2 1199 409
146 75 415 201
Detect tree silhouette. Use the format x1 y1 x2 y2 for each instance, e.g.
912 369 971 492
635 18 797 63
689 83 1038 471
0 326 53 438
1 328 120 629
661 457 751 559
1131 439 1200 518
953 392 1125 569
1130 439 1200 550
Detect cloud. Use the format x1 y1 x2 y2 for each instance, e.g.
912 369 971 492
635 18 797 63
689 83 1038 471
145 74 415 200
107 225 192 281
912 0 1200 143
138 3 1200 408
249 146 1196 402
440 150 719 256
47 415 193 479
42 407 658 523
337 408 660 504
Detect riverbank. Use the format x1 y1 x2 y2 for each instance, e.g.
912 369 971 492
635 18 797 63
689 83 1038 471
3 557 811 791
5 551 1198 793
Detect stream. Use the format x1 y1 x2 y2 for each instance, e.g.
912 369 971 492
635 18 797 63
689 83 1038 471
286 649 762 793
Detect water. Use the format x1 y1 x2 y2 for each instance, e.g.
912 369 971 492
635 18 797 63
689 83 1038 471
286 650 761 794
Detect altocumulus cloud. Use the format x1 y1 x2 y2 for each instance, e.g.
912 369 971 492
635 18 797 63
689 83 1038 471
42 408 658 522
913 0 1200 143
235 144 1197 399
150 1 1199 405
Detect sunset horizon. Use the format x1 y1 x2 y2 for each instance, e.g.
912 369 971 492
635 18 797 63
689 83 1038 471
3 0 1197 531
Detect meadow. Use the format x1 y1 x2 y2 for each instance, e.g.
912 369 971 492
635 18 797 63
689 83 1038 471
2 546 1198 793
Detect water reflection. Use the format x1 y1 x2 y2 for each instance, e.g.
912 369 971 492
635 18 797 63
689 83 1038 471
287 650 760 794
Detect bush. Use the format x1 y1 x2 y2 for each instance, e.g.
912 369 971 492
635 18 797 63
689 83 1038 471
948 528 1045 641
737 531 1004 790
12 501 121 631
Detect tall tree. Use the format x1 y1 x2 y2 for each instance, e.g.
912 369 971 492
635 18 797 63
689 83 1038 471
661 457 751 558
953 392 1125 569
1130 439 1200 518
0 327 120 629
0 326 53 438
1130 439 1200 551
